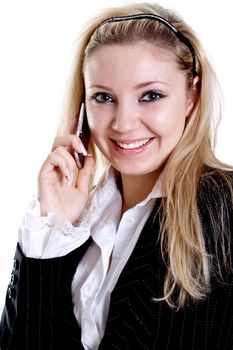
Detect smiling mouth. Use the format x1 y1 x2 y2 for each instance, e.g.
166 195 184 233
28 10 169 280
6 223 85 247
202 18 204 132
114 138 152 149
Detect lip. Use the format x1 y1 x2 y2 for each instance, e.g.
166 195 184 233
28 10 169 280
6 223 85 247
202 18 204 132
110 137 154 156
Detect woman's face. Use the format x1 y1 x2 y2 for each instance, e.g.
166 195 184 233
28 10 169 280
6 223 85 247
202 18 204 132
84 42 196 178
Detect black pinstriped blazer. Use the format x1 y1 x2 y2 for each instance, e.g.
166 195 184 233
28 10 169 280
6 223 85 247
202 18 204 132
1 169 233 349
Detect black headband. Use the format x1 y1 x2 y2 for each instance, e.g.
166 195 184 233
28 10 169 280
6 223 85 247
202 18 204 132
96 13 197 76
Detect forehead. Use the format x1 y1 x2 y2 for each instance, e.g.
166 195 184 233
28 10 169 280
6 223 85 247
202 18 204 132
84 42 186 88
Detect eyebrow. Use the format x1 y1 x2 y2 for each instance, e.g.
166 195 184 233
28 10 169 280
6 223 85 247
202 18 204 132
135 80 170 89
87 80 170 91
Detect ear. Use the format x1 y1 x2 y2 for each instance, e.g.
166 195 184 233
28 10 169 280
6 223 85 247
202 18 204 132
186 75 200 117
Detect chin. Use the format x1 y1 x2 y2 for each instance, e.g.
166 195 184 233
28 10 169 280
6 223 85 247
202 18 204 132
113 162 161 177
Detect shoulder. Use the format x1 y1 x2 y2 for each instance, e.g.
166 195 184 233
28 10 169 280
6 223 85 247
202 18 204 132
197 167 233 278
197 166 233 250
199 165 233 186
198 166 233 204
197 166 233 237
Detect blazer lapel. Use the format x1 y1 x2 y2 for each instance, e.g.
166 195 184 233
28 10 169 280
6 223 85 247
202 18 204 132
100 198 165 347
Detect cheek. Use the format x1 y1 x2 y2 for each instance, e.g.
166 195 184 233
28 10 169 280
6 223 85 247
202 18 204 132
87 104 114 138
149 104 187 138
87 113 108 148
87 105 109 129
86 112 96 131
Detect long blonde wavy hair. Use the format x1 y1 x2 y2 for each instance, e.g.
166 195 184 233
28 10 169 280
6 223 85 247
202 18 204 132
58 2 233 309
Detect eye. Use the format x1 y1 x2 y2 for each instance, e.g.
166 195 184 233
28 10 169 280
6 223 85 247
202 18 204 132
139 90 165 102
92 92 115 104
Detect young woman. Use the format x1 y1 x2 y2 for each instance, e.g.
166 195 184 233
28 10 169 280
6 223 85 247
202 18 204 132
1 3 233 349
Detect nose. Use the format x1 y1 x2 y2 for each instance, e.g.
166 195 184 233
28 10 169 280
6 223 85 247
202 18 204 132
112 101 140 133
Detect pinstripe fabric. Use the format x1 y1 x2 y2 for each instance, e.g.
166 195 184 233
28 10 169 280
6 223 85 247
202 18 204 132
0 239 92 349
99 191 233 349
1 170 233 349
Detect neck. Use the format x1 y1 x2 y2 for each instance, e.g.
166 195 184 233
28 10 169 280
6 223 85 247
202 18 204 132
120 172 160 214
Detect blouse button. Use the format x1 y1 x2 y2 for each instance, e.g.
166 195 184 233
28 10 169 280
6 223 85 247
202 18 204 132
64 225 74 235
28 196 38 209
47 215 54 226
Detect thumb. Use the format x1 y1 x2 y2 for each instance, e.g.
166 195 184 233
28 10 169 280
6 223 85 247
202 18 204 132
76 155 94 194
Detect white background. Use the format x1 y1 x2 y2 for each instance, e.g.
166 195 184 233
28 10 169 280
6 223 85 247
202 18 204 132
0 0 232 311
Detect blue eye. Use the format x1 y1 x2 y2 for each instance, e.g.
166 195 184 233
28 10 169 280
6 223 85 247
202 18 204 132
92 92 114 104
140 90 165 102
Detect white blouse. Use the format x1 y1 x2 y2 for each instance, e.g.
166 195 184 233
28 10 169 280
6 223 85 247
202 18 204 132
19 169 163 350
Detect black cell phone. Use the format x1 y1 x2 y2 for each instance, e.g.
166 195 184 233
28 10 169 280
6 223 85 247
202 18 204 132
73 103 90 168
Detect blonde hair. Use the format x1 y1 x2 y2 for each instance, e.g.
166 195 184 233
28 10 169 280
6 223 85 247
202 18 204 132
58 3 233 308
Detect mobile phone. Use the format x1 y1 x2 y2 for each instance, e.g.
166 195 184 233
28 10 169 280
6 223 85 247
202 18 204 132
73 102 90 168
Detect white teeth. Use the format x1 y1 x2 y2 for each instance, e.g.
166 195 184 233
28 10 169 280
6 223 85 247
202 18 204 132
116 138 150 149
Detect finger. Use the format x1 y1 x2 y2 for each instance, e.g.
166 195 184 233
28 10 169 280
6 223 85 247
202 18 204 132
52 146 84 186
40 150 77 186
53 146 78 169
39 152 68 180
52 135 87 155
76 155 94 194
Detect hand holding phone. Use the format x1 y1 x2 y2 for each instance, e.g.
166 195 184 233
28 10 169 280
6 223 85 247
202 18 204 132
38 102 92 223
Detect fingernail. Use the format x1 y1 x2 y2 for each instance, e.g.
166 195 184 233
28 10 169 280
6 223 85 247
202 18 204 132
80 142 87 156
65 168 72 184
65 169 74 186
